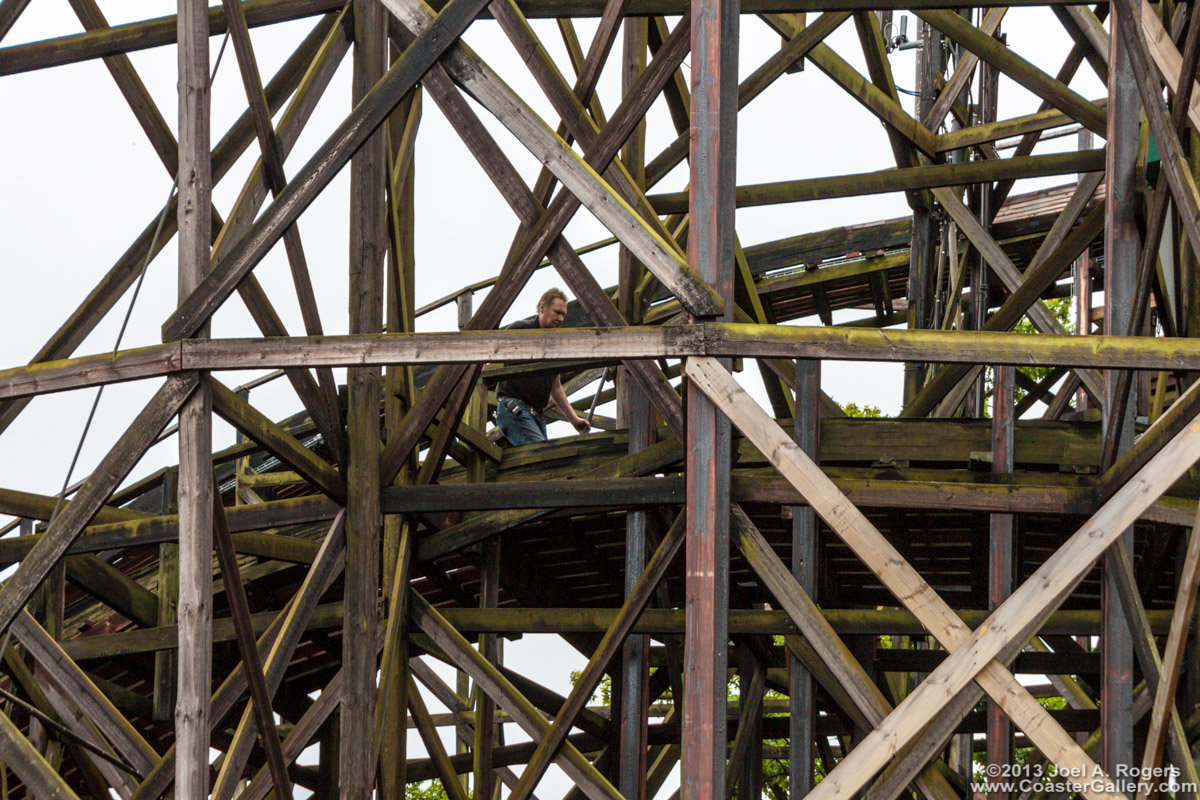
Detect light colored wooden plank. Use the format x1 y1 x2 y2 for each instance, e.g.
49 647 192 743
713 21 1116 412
1140 0 1200 134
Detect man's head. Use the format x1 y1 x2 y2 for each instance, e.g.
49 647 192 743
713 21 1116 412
536 287 568 328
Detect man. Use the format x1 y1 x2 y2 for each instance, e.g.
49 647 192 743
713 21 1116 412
495 288 591 445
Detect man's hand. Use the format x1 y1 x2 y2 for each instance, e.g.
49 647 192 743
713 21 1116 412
570 415 590 434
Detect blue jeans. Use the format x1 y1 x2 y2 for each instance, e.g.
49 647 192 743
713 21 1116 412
496 396 548 445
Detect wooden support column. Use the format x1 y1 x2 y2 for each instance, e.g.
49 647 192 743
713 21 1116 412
175 0 212 789
153 468 177 724
342 0 386 793
318 713 340 800
988 364 1014 800
380 83 417 800
735 639 764 800
1103 0 1139 776
685 0 736 791
906 21 941 404
1076 134 1094 411
469 325 500 800
790 359 818 799
970 35 1000 416
619 18 651 800
619 389 652 800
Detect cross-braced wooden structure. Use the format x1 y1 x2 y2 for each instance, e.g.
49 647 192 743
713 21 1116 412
7 0 1200 796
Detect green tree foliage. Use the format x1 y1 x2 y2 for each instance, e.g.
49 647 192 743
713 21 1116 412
407 781 450 800
842 402 883 418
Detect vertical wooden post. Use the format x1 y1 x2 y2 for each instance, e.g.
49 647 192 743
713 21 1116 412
342 0 386 792
685 0 737 791
906 21 940 404
176 0 213 788
154 467 179 722
462 286 499 800
969 33 999 415
987 364 1014 799
736 641 763 800
319 713 341 800
380 86 418 800
619 17 651 800
1075 128 1094 411
790 359 818 798
1103 0 1140 776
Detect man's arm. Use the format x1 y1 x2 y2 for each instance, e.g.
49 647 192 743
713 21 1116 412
550 375 590 434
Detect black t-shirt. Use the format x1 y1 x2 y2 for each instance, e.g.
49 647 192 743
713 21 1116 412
496 318 554 409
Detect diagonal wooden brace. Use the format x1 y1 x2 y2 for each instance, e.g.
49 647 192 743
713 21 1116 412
683 355 1155 800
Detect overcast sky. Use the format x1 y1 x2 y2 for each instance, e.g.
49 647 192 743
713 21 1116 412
0 3 1107 795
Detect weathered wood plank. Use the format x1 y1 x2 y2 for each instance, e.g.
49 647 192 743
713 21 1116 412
646 149 1104 212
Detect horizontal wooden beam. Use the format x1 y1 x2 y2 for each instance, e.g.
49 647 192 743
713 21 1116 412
60 602 346 661
0 495 339 564
433 607 1175 636
0 0 1098 75
646 149 1106 212
11 326 1200 400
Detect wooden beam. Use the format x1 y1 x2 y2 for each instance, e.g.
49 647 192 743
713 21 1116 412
684 356 1129 800
0 706 80 800
732 507 960 800
1139 1 1200 134
126 512 344 800
916 8 1106 134
63 554 159 629
410 593 623 800
647 149 1105 212
506 512 684 800
406 675 471 800
161 0 493 342
29 318 1200 400
210 380 345 502
12 611 161 777
209 493 292 800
